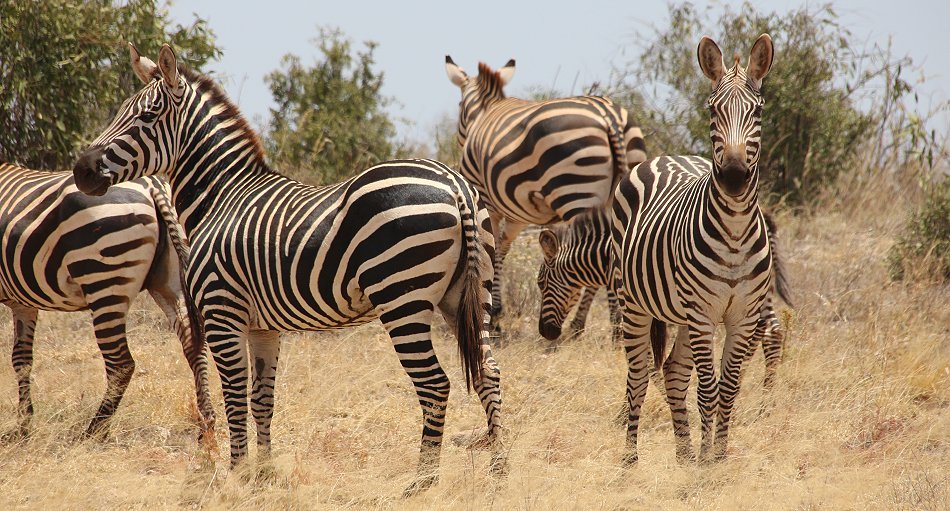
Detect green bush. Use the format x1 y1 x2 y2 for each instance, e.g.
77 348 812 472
0 0 220 170
888 180 950 281
264 27 401 185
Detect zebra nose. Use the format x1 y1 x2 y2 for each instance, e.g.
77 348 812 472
73 147 111 196
539 319 562 341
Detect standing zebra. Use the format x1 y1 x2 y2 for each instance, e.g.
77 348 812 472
0 162 214 438
614 34 775 464
72 44 503 494
535 206 792 388
444 57 647 332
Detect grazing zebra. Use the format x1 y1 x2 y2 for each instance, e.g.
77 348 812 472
0 161 213 439
72 44 503 494
613 34 775 464
444 56 647 332
536 206 793 388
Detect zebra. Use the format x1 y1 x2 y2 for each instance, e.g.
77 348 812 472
0 161 214 439
536 206 793 388
444 56 648 334
612 34 776 464
72 43 503 494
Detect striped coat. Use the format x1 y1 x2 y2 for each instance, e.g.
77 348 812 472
72 44 503 495
445 57 647 330
0 162 213 438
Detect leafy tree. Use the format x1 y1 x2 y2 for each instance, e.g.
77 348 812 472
605 2 942 205
265 27 398 184
0 0 220 170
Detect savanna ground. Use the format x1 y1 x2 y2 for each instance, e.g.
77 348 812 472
1 186 949 510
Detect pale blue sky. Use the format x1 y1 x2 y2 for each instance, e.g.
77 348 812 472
166 1 948 146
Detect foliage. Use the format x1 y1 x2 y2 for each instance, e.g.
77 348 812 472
888 179 950 281
0 0 220 170
264 27 399 185
604 2 945 206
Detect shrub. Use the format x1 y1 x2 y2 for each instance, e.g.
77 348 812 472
888 180 950 281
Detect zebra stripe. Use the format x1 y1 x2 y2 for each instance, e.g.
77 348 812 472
535 206 791 384
613 34 776 464
0 161 213 439
444 56 647 331
73 44 504 493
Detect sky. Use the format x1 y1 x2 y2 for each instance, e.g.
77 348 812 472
165 1 949 147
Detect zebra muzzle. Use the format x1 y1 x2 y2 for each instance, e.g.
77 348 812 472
73 147 113 196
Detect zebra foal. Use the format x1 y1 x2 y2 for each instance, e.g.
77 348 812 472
613 34 776 464
0 162 213 438
444 56 647 333
72 44 503 494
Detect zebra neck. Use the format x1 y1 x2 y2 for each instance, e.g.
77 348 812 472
705 170 760 244
168 89 274 235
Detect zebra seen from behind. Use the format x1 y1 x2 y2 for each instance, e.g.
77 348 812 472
536 206 793 388
613 34 776 464
72 44 503 495
444 56 648 333
0 162 214 439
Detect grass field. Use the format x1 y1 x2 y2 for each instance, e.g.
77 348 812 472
1 197 949 510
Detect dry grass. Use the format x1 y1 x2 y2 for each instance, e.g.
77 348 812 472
1 192 949 510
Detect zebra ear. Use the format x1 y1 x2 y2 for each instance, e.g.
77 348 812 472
445 55 468 87
497 59 516 86
129 42 157 84
539 229 559 261
747 34 774 88
697 36 725 84
158 44 180 92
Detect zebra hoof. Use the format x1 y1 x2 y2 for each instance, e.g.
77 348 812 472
404 473 439 497
489 451 509 477
0 425 29 443
675 445 696 464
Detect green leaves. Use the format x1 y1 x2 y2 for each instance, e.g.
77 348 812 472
264 27 397 185
0 0 221 170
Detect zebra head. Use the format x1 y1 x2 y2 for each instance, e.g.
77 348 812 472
536 228 582 340
444 56 515 147
697 34 773 199
74 43 184 196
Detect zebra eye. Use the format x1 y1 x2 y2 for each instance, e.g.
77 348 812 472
140 111 157 123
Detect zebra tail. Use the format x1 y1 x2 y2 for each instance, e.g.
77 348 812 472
763 212 793 307
650 319 667 372
147 181 208 361
452 179 487 393
605 113 628 207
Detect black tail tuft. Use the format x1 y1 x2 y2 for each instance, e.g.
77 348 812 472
763 212 793 307
650 320 667 372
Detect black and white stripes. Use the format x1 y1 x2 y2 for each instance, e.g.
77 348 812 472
444 56 647 329
73 44 503 493
0 162 213 438
613 34 776 463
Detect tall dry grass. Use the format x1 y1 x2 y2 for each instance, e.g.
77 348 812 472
1 171 949 510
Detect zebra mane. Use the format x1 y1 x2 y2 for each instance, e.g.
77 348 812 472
175 65 268 165
476 62 507 98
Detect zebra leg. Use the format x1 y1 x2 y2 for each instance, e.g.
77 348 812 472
382 303 449 496
8 305 38 439
248 330 280 457
663 326 695 462
201 306 252 464
147 287 216 438
688 321 718 462
85 302 135 439
620 303 653 466
714 320 758 461
568 287 598 336
759 307 784 390
487 214 526 332
607 287 622 344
